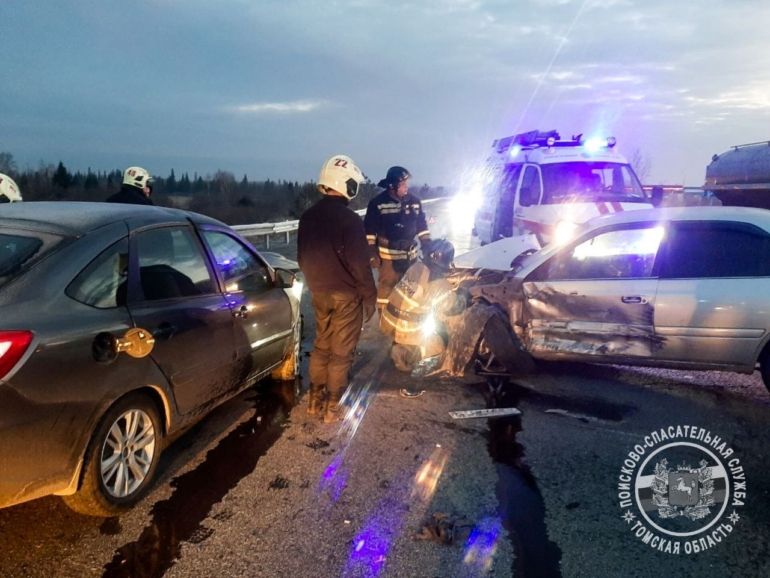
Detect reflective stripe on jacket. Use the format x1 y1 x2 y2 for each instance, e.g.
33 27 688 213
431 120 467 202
380 261 459 346
364 190 430 260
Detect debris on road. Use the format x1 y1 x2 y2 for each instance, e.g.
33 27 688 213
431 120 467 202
449 407 522 419
414 513 473 545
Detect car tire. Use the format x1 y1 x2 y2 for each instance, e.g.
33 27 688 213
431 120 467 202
62 394 162 517
271 317 303 381
478 315 536 375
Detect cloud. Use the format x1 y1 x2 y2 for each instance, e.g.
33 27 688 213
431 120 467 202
230 100 326 114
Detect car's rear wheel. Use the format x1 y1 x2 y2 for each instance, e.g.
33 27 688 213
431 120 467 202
63 394 162 517
271 317 303 381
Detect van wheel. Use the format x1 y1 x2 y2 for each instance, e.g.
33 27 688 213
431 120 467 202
63 394 162 517
272 318 303 381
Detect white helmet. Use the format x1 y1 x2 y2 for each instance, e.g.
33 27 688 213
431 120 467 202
122 166 153 190
0 173 22 203
317 155 364 200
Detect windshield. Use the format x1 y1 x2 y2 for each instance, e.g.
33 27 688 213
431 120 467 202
540 162 647 204
0 231 65 289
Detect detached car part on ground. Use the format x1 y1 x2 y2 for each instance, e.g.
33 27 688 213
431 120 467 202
0 202 302 516
457 206 770 394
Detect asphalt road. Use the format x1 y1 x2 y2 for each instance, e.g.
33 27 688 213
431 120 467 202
1 199 769 577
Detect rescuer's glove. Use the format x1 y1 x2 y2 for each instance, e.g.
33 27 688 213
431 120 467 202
369 245 382 269
363 302 376 323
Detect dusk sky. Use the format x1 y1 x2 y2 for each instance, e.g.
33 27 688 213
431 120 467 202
2 0 769 187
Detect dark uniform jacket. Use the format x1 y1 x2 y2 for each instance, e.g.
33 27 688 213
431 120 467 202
297 195 377 306
364 190 430 262
106 186 154 206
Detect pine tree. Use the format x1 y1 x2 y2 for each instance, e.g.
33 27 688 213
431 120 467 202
166 169 177 193
52 161 72 189
84 170 99 191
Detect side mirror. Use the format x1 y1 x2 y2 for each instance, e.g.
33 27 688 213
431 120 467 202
274 267 297 289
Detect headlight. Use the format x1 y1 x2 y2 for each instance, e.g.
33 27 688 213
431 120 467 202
290 280 304 301
553 220 578 245
421 315 437 336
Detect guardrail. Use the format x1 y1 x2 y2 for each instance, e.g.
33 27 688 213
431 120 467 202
233 197 444 247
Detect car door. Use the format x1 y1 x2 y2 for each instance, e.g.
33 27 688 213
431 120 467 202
521 223 663 360
653 220 770 367
127 225 239 415
200 229 293 383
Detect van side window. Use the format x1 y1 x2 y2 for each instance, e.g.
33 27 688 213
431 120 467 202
659 222 770 278
496 165 522 238
519 166 541 207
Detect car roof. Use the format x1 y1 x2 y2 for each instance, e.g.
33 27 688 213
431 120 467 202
585 205 770 231
0 201 227 236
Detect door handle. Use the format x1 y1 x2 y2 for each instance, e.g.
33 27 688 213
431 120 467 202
151 323 177 340
233 305 249 319
621 295 647 305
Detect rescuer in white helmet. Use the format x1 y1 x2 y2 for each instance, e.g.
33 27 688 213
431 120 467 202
0 173 22 203
297 155 377 423
106 166 155 205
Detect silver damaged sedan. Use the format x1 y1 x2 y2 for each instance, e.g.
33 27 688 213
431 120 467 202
468 206 770 393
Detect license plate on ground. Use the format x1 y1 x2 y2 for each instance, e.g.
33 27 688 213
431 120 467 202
448 407 522 419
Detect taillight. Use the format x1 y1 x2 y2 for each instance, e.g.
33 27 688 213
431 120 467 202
0 331 34 380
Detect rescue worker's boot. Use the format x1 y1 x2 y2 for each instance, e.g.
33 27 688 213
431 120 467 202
323 389 345 424
307 383 326 415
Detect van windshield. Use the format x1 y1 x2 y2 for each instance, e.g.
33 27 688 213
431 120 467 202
540 162 647 204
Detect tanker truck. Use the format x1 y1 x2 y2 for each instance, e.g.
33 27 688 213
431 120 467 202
705 141 770 209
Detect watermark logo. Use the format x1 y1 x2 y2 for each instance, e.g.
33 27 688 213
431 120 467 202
618 426 747 555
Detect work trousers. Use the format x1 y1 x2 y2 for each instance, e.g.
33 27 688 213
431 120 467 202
376 258 413 312
308 292 364 395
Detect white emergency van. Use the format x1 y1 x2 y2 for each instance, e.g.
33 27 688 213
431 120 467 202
472 130 652 246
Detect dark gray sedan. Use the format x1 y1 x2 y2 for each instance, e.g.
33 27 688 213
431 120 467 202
0 202 302 516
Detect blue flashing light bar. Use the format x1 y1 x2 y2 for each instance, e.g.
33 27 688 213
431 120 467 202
494 130 617 155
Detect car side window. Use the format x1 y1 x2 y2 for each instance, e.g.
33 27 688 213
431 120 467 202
534 225 664 281
136 227 216 301
67 237 130 308
659 222 770 278
201 231 272 293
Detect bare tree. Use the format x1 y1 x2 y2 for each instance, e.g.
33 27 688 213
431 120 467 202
0 152 18 175
628 147 653 184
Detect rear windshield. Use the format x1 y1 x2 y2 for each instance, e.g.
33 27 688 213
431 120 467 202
0 231 66 288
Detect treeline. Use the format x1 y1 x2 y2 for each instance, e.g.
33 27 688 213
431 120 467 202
0 153 449 225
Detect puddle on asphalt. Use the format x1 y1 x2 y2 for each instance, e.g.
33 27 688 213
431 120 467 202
496 381 636 422
484 383 564 578
101 378 301 578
